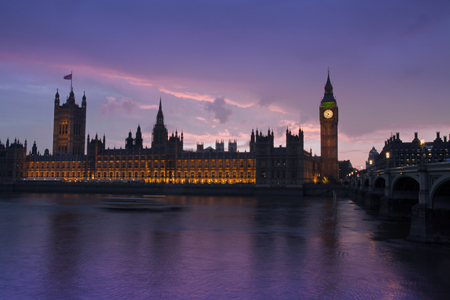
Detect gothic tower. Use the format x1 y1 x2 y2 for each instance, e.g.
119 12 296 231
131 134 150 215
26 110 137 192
53 88 87 155
319 71 339 180
152 98 168 149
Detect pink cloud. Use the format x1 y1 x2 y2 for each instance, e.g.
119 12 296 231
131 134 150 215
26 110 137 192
100 97 137 115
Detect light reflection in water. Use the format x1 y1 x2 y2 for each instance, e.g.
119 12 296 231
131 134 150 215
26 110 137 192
0 193 449 299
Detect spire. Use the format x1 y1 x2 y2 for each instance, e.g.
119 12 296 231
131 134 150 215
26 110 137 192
325 69 333 95
156 97 164 125
321 70 336 103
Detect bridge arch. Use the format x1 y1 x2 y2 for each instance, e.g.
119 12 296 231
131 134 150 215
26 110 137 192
391 175 420 200
373 176 385 195
431 175 450 209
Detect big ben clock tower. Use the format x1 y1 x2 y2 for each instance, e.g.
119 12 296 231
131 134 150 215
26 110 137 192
320 71 339 181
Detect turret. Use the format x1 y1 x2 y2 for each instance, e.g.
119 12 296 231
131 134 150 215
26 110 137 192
32 141 38 155
67 88 75 105
82 91 87 108
250 129 255 152
126 131 134 150
135 125 143 149
216 140 224 152
55 89 60 106
228 139 237 152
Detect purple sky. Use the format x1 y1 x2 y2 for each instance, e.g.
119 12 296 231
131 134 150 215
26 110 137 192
1 0 449 169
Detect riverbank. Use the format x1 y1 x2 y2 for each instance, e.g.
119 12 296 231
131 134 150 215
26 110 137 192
1 181 345 197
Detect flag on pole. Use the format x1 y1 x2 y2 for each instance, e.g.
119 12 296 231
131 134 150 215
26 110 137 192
64 74 72 80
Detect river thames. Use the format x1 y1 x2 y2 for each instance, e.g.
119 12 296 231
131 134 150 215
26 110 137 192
1 193 449 299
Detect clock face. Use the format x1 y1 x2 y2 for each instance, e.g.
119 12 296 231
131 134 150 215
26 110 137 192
324 109 333 119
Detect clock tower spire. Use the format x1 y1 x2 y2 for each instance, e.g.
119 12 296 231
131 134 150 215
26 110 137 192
319 71 339 181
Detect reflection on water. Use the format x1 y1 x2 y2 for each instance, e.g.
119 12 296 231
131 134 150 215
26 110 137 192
0 193 449 299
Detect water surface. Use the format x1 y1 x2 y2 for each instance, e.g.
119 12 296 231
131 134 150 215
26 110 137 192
1 194 449 299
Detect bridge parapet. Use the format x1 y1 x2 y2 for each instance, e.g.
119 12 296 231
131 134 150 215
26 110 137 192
348 162 450 205
347 162 450 243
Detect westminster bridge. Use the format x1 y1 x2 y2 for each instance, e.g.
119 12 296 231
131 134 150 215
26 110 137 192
347 162 450 243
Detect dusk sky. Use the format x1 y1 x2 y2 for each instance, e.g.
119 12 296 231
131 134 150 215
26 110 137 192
1 0 449 169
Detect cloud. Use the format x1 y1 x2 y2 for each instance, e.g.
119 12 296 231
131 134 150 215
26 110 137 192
139 104 158 110
161 87 256 109
204 97 233 124
160 88 215 102
267 104 287 114
103 73 154 87
100 96 155 115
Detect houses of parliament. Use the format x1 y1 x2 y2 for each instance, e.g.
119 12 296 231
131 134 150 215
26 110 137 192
0 74 340 185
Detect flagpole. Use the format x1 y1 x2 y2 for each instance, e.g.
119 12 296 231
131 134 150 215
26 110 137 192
71 71 73 91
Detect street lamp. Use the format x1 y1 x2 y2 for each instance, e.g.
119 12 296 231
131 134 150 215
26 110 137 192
420 139 426 164
386 152 390 168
